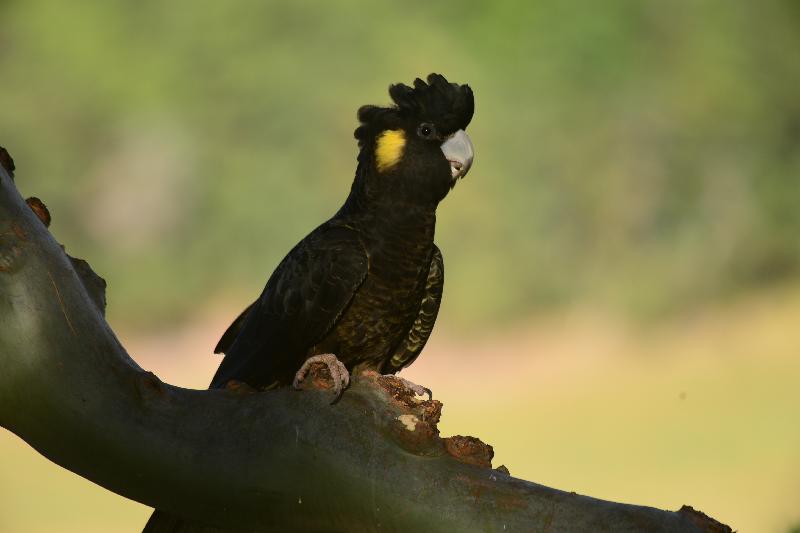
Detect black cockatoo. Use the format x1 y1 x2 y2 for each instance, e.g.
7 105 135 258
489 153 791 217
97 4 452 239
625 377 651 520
209 73 474 399
143 74 473 533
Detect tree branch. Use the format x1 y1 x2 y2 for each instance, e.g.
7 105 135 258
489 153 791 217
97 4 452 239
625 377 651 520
0 152 731 532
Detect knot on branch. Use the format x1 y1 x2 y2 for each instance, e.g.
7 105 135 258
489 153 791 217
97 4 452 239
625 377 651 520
67 254 107 315
370 374 444 455
25 197 51 227
678 506 733 533
375 374 442 425
444 435 494 468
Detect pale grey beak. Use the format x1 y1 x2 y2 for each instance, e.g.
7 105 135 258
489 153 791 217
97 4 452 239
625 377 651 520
440 129 474 180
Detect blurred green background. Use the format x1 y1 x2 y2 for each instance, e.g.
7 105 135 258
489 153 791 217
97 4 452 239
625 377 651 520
1 0 799 532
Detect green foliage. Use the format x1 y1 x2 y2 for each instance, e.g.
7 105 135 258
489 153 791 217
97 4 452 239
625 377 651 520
1 0 798 329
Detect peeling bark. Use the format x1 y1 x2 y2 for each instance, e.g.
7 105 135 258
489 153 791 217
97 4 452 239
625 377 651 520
0 151 731 532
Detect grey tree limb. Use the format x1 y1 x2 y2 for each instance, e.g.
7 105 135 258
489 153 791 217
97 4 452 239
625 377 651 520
0 152 731 532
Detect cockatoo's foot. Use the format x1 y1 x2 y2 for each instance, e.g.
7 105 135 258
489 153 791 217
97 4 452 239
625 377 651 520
293 353 350 403
393 376 432 400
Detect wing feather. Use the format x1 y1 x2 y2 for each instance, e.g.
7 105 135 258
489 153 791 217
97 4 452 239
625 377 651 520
384 245 443 372
210 223 368 388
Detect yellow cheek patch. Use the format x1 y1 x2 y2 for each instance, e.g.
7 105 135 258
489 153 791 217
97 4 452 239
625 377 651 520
375 129 405 173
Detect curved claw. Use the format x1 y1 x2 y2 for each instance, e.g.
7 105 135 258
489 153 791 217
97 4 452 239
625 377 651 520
293 353 350 403
396 376 432 401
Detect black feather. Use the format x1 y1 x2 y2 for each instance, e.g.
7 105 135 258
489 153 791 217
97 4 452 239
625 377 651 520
210 223 368 388
355 72 474 146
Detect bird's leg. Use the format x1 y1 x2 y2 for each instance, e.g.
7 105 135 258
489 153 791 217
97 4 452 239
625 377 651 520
293 353 350 403
393 375 432 400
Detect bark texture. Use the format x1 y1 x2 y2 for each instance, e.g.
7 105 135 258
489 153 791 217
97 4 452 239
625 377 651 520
0 150 731 532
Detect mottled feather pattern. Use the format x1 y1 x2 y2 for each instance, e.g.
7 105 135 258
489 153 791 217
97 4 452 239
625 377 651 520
311 208 438 372
387 245 444 371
